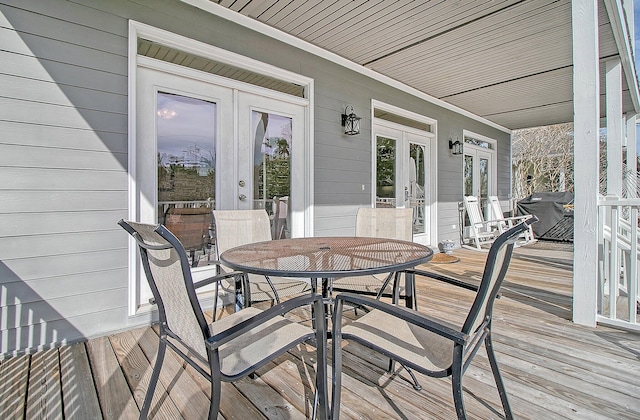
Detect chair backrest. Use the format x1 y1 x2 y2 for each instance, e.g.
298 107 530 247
212 209 272 255
461 218 535 336
272 196 288 221
271 197 288 239
356 207 413 241
463 195 485 226
164 207 213 251
488 196 504 221
118 220 208 358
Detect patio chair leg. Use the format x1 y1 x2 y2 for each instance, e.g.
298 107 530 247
331 300 345 420
391 361 421 391
485 333 514 420
451 347 467 420
402 363 422 391
313 299 329 420
140 337 167 419
208 373 222 419
312 388 318 420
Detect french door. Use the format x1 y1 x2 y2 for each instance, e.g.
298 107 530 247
374 123 432 244
463 147 494 219
133 62 307 309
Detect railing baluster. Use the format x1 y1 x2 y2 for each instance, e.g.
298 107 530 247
597 196 640 330
609 205 618 320
630 207 638 324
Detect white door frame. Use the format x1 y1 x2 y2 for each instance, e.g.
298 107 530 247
462 130 497 221
128 21 314 314
372 118 436 245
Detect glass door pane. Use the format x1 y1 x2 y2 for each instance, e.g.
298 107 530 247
409 142 426 234
464 154 474 196
479 156 490 218
251 110 292 238
238 92 306 238
376 136 397 208
156 92 216 267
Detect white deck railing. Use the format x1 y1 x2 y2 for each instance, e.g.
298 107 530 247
597 195 640 330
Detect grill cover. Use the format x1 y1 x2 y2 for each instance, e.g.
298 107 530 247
517 192 574 239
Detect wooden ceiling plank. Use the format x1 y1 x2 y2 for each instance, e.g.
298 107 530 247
224 0 252 12
347 0 540 63
367 0 571 68
239 0 279 18
296 0 387 41
275 0 324 31
258 0 299 21
315 0 418 51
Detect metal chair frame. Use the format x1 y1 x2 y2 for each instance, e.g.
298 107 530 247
331 217 537 420
119 220 328 420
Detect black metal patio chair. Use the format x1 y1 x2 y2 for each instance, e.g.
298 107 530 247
331 217 537 420
118 220 328 419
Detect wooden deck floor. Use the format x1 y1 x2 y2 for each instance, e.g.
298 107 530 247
2 241 640 419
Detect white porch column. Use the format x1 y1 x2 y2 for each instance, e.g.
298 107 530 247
572 0 600 327
626 113 637 197
606 58 623 197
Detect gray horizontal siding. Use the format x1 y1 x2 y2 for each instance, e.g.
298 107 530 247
1 249 126 284
1 97 127 133
0 167 128 191
2 287 127 330
0 144 126 171
0 0 131 356
0 230 125 260
1 211 127 237
0 191 127 214
1 51 128 96
0 121 127 153
0 72 127 115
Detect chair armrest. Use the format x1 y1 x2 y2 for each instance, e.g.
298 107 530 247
334 293 467 344
207 293 324 349
193 270 245 289
498 215 532 223
405 269 478 292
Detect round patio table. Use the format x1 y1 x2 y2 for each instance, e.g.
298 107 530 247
220 236 433 308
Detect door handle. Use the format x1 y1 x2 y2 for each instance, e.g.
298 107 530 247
239 194 247 201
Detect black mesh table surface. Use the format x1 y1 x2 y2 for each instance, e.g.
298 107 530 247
220 236 433 278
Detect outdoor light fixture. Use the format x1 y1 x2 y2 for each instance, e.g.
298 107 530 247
449 137 463 155
341 105 361 135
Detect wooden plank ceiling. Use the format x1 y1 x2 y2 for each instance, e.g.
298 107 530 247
212 0 634 130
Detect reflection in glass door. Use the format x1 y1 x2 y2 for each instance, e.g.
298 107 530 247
408 142 426 235
156 92 217 267
238 92 306 239
251 110 292 238
376 136 397 208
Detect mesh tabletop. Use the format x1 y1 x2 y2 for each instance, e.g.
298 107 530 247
220 237 433 278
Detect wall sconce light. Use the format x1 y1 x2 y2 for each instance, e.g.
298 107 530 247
449 137 463 155
341 105 361 135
